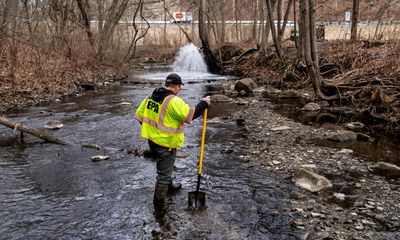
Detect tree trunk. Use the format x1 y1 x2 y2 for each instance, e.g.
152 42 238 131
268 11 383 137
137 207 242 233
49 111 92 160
96 0 129 62
96 0 104 32
76 0 95 46
0 0 14 48
265 0 282 58
234 0 239 42
373 0 392 40
259 0 267 50
309 0 317 64
350 0 360 41
219 0 226 44
278 0 293 42
163 0 167 53
199 0 220 73
252 0 259 44
7 0 19 76
300 0 339 100
302 0 323 97
277 0 282 37
22 0 34 43
298 0 305 61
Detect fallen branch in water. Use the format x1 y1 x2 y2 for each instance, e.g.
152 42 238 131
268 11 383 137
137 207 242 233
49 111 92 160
0 116 70 145
0 116 150 155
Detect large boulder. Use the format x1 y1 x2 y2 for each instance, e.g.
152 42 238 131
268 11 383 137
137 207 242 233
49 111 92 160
301 102 321 111
292 168 332 192
234 78 257 93
211 94 232 102
327 131 357 142
205 84 224 94
371 162 400 178
278 90 300 99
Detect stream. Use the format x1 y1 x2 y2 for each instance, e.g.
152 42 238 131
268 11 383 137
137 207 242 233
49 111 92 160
2 42 399 239
0 71 303 239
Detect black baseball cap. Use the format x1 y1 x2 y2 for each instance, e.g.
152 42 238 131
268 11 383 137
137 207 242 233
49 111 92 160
166 73 184 86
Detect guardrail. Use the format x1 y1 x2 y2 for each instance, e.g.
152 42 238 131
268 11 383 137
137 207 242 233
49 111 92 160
90 19 400 26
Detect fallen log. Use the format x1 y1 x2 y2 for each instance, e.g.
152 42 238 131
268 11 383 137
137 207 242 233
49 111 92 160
0 116 70 145
0 116 147 154
222 47 258 65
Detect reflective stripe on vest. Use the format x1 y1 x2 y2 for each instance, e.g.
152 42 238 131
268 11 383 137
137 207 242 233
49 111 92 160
158 95 173 125
142 95 184 134
185 107 195 124
142 117 184 134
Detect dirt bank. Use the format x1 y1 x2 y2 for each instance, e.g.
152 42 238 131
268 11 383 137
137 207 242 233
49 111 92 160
226 93 400 239
0 61 127 114
228 40 400 129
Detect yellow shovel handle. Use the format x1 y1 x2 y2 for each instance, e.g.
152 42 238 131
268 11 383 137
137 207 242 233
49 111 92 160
198 108 208 175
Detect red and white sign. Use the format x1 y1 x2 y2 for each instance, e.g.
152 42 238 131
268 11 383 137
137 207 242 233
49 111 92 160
173 12 192 22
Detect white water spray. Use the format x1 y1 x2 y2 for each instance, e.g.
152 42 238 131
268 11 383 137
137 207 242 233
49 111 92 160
139 43 233 82
172 43 208 73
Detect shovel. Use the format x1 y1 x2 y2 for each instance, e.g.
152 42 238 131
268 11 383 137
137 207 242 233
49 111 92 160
188 108 208 209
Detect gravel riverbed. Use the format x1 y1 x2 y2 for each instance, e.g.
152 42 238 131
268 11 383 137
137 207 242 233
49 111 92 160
222 94 400 240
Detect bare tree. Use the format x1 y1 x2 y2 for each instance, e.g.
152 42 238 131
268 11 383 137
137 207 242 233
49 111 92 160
373 0 394 40
198 0 220 73
350 0 360 41
276 0 282 37
258 0 266 50
125 0 150 61
95 0 105 32
233 0 240 42
278 0 293 43
251 0 259 43
219 0 226 44
76 0 95 46
0 0 18 51
47 0 77 58
96 0 129 62
8 0 19 66
294 0 302 58
265 0 282 58
299 0 338 100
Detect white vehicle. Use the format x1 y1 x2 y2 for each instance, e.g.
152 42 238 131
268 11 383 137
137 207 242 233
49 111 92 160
172 12 192 23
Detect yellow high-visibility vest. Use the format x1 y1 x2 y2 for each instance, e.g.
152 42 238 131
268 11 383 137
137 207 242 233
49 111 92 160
135 94 195 148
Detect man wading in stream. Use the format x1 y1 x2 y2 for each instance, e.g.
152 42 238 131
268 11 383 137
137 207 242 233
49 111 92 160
134 73 211 211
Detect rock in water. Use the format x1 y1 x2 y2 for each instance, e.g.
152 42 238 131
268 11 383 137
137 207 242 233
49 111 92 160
45 120 64 130
91 155 110 162
345 122 365 130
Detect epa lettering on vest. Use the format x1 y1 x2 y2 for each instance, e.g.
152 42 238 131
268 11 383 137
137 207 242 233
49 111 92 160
147 100 159 113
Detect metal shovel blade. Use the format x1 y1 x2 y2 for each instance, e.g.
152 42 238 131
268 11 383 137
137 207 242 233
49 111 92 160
188 191 206 208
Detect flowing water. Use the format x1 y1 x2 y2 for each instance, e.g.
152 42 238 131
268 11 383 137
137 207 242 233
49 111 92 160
172 43 208 73
140 43 222 83
0 45 303 239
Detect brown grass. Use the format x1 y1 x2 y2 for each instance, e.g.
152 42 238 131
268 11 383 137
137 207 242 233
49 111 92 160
0 44 124 113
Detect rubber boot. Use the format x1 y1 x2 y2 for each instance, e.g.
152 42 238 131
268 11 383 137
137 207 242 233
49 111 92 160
153 184 168 212
167 182 182 194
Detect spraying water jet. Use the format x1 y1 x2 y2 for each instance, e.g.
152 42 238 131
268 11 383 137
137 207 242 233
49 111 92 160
172 43 208 73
